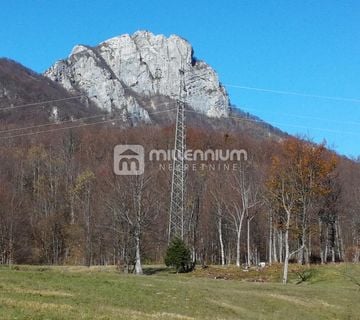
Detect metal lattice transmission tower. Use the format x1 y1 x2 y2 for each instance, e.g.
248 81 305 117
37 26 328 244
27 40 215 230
169 71 187 241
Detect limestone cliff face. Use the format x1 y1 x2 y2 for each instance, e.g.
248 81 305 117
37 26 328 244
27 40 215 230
44 31 230 120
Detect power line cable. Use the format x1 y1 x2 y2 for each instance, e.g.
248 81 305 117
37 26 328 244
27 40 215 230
0 114 106 134
0 95 85 111
1 102 359 139
239 106 360 127
0 108 177 140
2 84 359 138
185 109 360 136
0 100 177 136
0 85 158 112
224 84 360 104
3 96 358 135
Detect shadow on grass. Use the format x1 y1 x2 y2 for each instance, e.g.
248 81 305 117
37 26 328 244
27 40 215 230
142 266 169 275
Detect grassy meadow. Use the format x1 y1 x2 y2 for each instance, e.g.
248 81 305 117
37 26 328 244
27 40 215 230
0 263 359 319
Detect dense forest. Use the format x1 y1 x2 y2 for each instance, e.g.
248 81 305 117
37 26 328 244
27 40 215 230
0 121 359 279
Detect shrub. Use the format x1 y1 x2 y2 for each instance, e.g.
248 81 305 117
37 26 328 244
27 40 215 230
164 237 192 273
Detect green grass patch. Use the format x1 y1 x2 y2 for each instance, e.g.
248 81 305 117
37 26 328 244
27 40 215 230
0 264 359 319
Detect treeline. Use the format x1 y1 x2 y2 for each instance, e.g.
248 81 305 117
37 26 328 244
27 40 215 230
0 123 359 275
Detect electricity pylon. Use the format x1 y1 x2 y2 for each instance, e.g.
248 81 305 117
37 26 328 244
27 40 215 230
169 71 186 241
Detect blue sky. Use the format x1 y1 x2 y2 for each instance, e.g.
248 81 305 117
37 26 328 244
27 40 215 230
1 0 360 157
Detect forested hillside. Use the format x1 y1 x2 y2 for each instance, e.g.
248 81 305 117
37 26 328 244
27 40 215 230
0 121 359 275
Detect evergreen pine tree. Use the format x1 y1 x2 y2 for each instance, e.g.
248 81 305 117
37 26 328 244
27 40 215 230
164 237 192 273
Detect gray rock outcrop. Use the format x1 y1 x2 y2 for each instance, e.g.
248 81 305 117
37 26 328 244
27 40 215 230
45 31 230 120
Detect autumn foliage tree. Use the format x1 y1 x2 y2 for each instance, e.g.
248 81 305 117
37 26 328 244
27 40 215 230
267 138 338 283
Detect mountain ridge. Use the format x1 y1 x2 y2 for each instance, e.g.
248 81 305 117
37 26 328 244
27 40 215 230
44 31 230 120
0 32 285 140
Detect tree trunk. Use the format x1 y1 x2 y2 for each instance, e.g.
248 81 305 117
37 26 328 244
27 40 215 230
85 189 92 267
227 242 232 265
134 230 143 275
247 216 251 267
283 212 290 284
336 221 345 261
269 212 273 265
273 227 278 263
330 221 336 263
218 216 225 266
235 213 245 267
279 230 283 263
319 218 325 264
299 208 307 265
236 228 242 267
308 232 312 261
324 225 329 263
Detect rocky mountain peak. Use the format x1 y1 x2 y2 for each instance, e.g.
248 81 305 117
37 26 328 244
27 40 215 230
44 31 230 120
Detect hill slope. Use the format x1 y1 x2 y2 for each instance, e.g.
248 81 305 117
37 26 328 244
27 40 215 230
0 58 102 127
